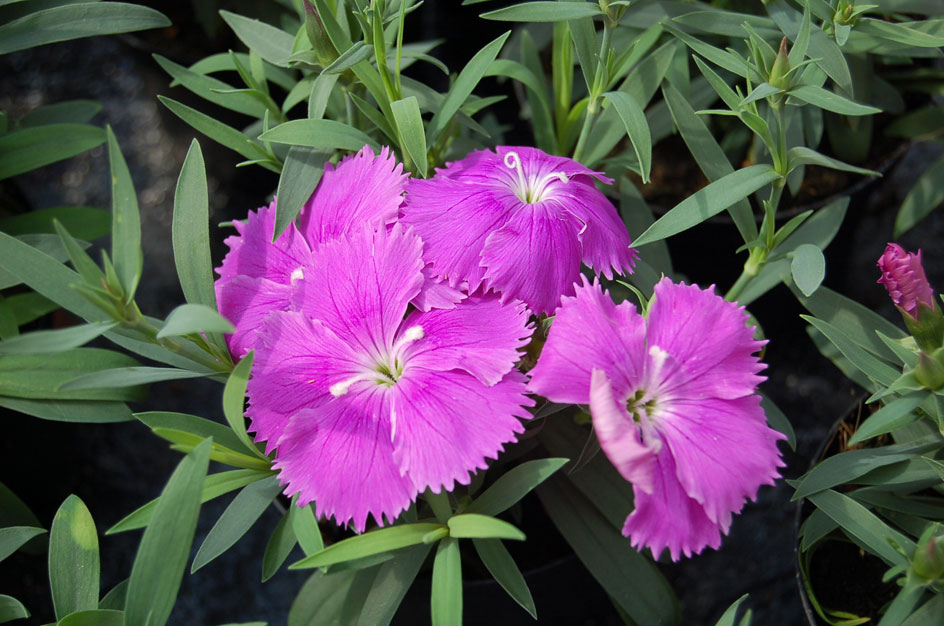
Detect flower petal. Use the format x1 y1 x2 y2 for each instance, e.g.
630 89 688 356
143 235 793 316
291 223 425 355
400 178 513 292
623 452 724 561
481 202 583 315
390 368 533 494
589 369 657 493
216 199 312 286
555 181 637 278
528 278 647 404
273 393 415 532
410 265 467 312
215 275 292 359
246 311 363 452
404 295 532 386
658 394 784 527
298 145 407 245
647 278 766 400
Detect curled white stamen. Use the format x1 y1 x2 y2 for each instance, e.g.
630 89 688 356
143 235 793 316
290 267 305 284
502 150 570 204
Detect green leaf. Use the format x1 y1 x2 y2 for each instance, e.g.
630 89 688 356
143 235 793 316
664 23 749 80
787 146 879 176
58 610 124 626
0 595 29 623
634 165 781 247
220 10 295 67
288 568 376 626
0 526 46 562
4 293 57 327
481 1 600 21
447 514 525 541
0 482 41 532
105 127 141 301
108 469 271 534
18 100 102 127
192 475 282 573
537 474 680 625
465 457 568 516
274 146 328 239
901 593 944 626
223 351 268 459
766 0 851 93
290 523 445 570
793 439 939 499
0 321 116 354
602 91 652 184
0 206 109 241
262 504 298 582
0 397 131 423
391 96 427 178
661 81 756 243
806 488 914 566
179 53 295 92
259 119 378 151
305 72 339 120
760 393 797 451
154 55 269 119
53 219 104 287
427 31 510 145
49 495 98 620
135 411 248 455
895 152 944 238
354 545 431 626
172 140 217 313
790 244 826 297
788 85 880 116
714 594 750 626
0 348 143 402
0 124 104 180
58 366 209 391
857 17 944 48
802 315 900 386
472 539 536 619
158 97 275 170
430 537 461 626
124 439 211 626
291 501 324 557
0 2 169 55
322 42 372 75
153 428 271 471
157 304 234 339
848 393 927 445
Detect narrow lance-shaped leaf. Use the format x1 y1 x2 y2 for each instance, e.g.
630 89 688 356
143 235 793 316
0 526 46 561
354 545 432 626
274 146 328 240
123 439 211 626
603 91 652 184
0 322 117 355
465 457 568 516
848 393 927 446
259 119 378 151
634 165 781 247
480 1 602 22
58 366 210 391
0 124 105 181
447 514 525 541
191 475 283 572
791 244 826 297
472 539 536 619
223 351 269 459
391 96 428 178
895 152 944 238
49 495 99 620
0 596 30 623
0 2 170 55
262 504 299 582
220 10 295 67
787 85 881 116
430 537 462 626
290 523 445 569
106 127 142 302
173 140 217 311
427 31 510 145
157 304 235 339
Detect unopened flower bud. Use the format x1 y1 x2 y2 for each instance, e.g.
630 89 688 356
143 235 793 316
915 351 944 391
878 243 936 320
913 525 944 580
769 37 790 90
304 0 339 68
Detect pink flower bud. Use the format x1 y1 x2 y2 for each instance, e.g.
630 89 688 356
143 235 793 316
877 243 935 320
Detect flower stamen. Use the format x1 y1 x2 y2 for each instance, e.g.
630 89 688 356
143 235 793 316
503 150 569 204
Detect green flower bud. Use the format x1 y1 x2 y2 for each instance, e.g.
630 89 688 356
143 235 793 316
914 350 944 391
769 37 790 90
912 524 944 580
305 0 339 68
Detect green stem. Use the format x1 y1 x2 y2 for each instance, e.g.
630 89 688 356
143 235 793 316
571 15 614 163
425 490 452 523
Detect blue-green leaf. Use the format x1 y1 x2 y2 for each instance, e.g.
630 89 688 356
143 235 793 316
49 495 99 620
106 127 141 302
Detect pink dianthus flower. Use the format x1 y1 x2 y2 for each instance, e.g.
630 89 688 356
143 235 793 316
877 242 935 320
528 277 785 560
400 146 636 315
246 224 534 531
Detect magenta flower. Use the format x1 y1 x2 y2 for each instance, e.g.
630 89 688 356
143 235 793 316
400 146 637 315
878 243 936 320
246 224 534 531
528 278 784 560
214 146 408 358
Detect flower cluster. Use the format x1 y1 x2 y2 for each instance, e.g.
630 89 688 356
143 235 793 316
216 143 783 557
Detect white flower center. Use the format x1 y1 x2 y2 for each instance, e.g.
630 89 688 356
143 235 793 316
503 150 569 204
328 325 425 397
